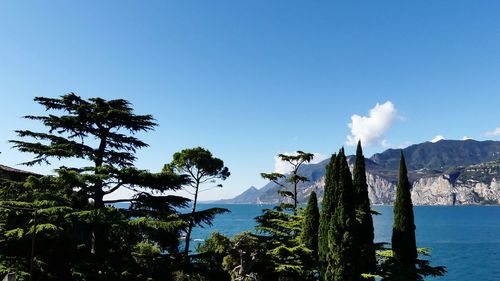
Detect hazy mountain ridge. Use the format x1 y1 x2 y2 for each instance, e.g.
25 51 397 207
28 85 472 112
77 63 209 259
219 140 500 205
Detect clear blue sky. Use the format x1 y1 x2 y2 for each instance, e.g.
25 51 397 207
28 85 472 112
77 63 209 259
1 1 499 200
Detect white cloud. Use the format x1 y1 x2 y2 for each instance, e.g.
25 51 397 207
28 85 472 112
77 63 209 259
346 101 397 147
461 136 473 140
483 127 500 138
381 139 390 148
431 135 445 143
274 152 327 174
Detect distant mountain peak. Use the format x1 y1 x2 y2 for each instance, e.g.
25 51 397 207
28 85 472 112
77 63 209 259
370 139 500 172
219 139 500 205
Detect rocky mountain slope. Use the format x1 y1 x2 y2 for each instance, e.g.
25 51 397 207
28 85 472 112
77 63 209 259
219 140 500 205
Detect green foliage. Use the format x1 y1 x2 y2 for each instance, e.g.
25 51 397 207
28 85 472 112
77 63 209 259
300 191 319 264
376 247 446 280
261 151 314 211
380 152 447 280
196 231 270 281
254 204 314 280
128 216 186 231
325 149 360 281
0 175 83 281
10 94 156 167
0 95 449 281
352 141 376 277
189 148 446 281
260 173 285 183
255 151 316 281
128 240 171 280
318 153 338 279
1 94 200 280
253 151 316 280
197 232 232 255
391 152 417 269
165 146 230 256
167 147 230 183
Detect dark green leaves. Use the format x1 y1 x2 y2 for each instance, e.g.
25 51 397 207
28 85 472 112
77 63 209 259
165 146 230 256
277 151 314 166
169 147 230 182
10 93 157 167
391 151 418 269
261 151 314 212
2 94 198 280
300 191 319 261
352 141 376 277
260 172 286 185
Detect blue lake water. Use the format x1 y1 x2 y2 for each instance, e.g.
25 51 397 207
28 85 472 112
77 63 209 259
191 204 500 281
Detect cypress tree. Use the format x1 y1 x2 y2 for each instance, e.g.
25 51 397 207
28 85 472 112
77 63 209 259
379 151 446 280
318 153 337 279
301 191 320 259
391 151 418 270
352 141 376 276
326 149 359 281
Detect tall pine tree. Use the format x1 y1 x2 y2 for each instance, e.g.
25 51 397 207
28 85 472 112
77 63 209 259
326 149 360 281
391 151 417 270
378 151 446 280
352 141 376 277
261 151 314 213
254 150 315 280
300 191 320 263
318 153 338 279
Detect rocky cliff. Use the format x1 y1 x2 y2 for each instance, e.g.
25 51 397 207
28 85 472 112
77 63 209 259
371 162 499 205
219 140 500 205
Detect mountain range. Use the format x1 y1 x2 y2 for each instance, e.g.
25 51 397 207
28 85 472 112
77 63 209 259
217 140 500 205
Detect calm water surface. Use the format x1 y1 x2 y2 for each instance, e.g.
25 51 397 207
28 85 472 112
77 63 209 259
192 204 500 281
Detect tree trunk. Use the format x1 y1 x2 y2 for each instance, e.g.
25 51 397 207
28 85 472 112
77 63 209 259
294 181 298 211
184 182 200 255
91 134 107 256
91 190 105 255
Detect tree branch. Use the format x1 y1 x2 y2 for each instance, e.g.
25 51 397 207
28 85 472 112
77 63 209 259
103 182 124 195
103 198 137 204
